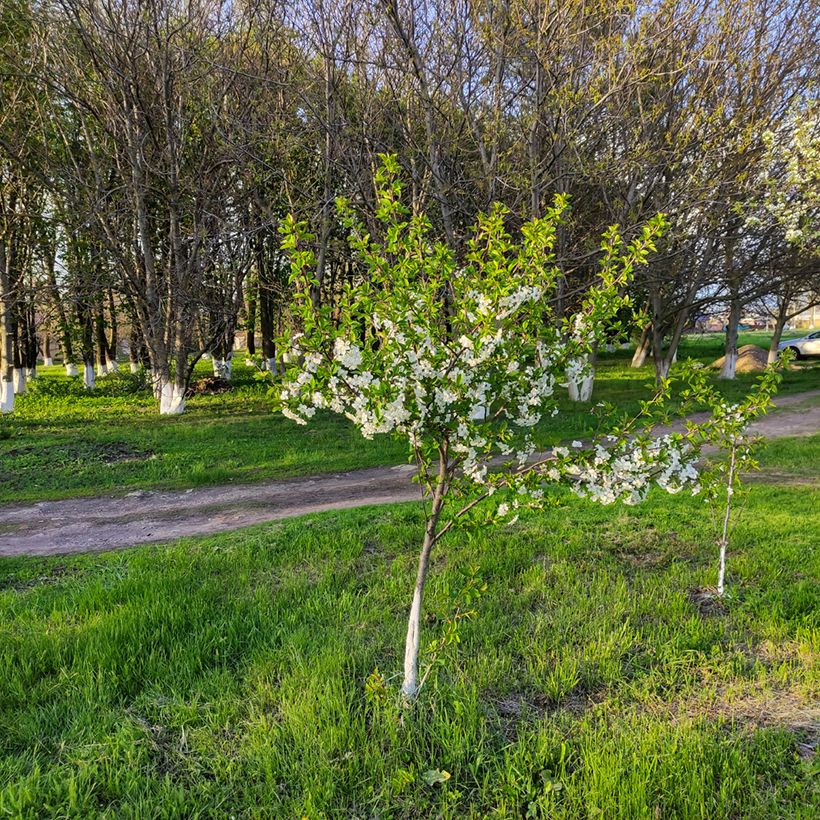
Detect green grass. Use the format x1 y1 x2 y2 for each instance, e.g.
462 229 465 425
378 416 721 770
0 439 817 817
0 331 817 503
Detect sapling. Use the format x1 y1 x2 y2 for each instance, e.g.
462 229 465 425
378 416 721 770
678 358 787 596
276 156 706 700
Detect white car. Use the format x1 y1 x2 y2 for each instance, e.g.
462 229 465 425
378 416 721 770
778 330 820 358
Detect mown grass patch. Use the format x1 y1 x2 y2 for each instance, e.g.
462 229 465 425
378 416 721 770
0 440 817 817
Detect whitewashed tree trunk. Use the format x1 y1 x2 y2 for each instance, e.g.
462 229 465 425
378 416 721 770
655 357 671 381
719 351 737 380
720 285 741 380
44 357 54 367
631 326 651 368
26 366 36 380
0 378 13 413
716 447 737 597
65 362 79 376
266 357 277 373
83 363 95 390
130 361 140 374
717 538 727 596
567 356 594 402
213 357 232 380
107 357 118 372
13 368 26 394
402 458 448 700
158 381 185 415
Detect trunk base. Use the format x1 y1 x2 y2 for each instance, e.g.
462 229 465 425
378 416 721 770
159 382 186 415
0 379 14 413
719 352 737 380
13 368 27 395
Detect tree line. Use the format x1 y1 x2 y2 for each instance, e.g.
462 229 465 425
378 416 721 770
1 0 817 413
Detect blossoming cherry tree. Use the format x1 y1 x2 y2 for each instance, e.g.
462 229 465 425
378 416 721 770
277 157 702 700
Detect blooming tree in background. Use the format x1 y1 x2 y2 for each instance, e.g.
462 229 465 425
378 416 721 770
757 104 820 254
276 156 706 700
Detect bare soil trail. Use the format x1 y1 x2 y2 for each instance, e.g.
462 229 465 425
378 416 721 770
2 390 818 558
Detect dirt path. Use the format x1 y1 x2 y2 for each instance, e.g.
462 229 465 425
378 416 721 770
2 390 818 558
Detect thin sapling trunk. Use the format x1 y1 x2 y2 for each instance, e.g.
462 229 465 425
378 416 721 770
402 449 449 700
716 445 737 596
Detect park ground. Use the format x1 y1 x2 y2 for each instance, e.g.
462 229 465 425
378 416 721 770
0 332 817 816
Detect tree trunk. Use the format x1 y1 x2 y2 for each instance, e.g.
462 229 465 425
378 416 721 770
402 451 449 700
720 294 741 380
0 272 12 413
245 278 256 356
95 306 109 376
106 288 118 370
631 325 651 368
258 243 277 372
79 300 95 390
768 297 789 364
567 352 595 402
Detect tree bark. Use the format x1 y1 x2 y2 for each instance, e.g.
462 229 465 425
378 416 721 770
0 243 14 413
245 276 256 356
768 295 790 364
402 449 449 700
720 291 741 380
631 324 651 368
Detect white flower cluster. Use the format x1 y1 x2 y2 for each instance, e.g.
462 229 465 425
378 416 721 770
278 278 565 484
278 198 700 526
554 435 700 506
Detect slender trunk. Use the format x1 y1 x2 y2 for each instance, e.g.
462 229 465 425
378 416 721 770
631 324 651 368
79 300 95 390
258 243 276 370
1 244 15 413
245 279 256 356
46 252 75 368
95 306 108 376
402 450 449 700
106 288 118 369
44 335 53 367
649 286 670 386
567 351 596 402
717 446 736 596
128 324 141 372
768 298 789 364
162 320 187 415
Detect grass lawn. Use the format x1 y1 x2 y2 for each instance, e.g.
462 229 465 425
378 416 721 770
0 437 817 817
0 331 818 503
